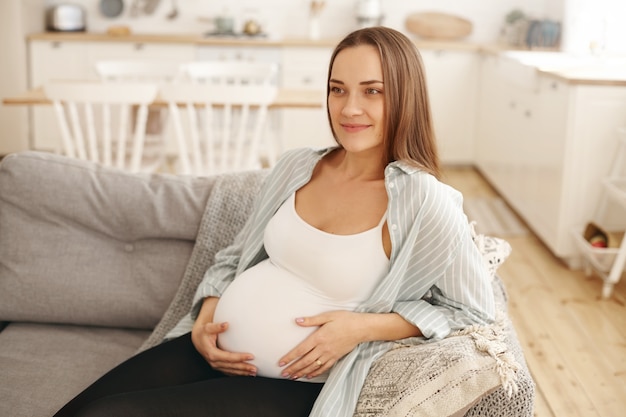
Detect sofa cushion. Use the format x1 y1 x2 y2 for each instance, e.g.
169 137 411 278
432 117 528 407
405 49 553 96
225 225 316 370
0 322 150 417
140 169 269 350
0 152 214 329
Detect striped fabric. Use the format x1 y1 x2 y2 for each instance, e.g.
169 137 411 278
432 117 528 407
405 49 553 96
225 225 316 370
185 147 495 417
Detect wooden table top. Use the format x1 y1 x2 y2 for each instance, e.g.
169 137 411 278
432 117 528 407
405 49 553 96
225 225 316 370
2 86 326 109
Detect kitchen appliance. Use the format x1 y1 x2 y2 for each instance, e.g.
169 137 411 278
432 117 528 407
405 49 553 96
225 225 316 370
46 4 86 32
355 0 383 28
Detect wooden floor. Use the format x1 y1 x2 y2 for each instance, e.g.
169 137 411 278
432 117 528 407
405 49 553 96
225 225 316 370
441 166 626 417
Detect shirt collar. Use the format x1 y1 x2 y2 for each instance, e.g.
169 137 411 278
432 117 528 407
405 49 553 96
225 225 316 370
387 160 421 175
313 147 422 176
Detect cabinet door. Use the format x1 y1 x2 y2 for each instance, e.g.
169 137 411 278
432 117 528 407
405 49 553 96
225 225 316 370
522 77 568 247
475 54 510 188
280 47 334 152
29 40 90 151
29 40 89 85
420 50 479 164
476 53 543 205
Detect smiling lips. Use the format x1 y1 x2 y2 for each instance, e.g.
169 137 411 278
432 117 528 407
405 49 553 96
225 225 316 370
341 123 370 133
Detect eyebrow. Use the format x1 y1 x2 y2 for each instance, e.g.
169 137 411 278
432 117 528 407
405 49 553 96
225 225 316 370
329 79 384 85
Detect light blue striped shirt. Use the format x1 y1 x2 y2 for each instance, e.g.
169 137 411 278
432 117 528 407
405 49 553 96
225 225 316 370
185 147 495 417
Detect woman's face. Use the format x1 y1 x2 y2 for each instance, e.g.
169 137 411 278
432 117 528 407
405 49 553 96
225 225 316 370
328 44 385 155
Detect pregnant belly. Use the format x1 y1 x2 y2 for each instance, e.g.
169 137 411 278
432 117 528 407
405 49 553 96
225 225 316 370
213 260 336 379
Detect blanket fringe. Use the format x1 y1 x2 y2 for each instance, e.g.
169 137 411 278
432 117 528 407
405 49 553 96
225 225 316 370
452 310 521 398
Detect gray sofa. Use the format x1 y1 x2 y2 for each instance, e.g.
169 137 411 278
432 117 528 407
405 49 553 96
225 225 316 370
0 151 535 417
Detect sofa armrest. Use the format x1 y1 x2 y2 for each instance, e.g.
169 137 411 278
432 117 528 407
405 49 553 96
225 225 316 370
355 276 535 417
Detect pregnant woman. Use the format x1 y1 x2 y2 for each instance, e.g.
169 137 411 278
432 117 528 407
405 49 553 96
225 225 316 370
53 26 495 417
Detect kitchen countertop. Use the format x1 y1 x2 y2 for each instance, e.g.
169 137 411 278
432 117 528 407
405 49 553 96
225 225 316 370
499 50 626 87
26 32 485 51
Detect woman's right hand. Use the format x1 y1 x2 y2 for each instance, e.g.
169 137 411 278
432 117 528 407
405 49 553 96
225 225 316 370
191 297 257 377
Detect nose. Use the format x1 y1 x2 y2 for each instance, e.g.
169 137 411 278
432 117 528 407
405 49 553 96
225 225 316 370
340 92 364 117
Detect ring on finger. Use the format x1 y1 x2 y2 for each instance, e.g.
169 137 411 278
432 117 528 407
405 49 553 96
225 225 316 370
315 359 323 367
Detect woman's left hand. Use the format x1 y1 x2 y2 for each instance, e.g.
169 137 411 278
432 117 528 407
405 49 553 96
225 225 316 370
278 310 366 380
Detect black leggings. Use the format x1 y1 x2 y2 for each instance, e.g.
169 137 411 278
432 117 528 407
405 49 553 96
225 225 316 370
53 333 323 417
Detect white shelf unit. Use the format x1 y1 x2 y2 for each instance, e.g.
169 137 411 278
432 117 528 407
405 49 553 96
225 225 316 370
572 127 626 299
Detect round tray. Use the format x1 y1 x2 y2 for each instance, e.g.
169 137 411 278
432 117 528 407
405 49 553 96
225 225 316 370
405 12 473 40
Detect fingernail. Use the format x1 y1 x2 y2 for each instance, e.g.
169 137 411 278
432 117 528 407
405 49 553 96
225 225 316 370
295 317 304 323
278 361 286 366
281 372 290 378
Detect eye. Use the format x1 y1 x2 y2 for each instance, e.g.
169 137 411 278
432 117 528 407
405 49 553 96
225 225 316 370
330 86 344 94
365 87 382 95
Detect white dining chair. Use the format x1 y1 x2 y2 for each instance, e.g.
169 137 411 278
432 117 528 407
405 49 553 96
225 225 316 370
94 59 185 172
44 81 159 173
159 82 278 176
174 61 281 170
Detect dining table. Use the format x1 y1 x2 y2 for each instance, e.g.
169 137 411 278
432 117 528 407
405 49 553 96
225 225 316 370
2 85 326 109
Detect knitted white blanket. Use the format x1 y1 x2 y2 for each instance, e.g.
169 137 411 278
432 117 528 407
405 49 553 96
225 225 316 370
355 309 520 417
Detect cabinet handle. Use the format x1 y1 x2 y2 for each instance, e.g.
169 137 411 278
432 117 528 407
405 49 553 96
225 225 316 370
134 43 145 51
51 41 62 49
510 101 517 109
302 77 313 84
525 110 532 118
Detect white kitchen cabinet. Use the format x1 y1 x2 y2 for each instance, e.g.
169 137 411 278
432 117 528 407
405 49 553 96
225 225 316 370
86 42 195 79
475 53 626 266
195 44 282 83
28 40 196 151
280 46 334 151
420 49 479 165
195 45 281 63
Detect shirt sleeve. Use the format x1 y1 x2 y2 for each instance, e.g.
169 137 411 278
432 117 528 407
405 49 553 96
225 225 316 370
425 230 496 328
393 299 452 339
389 173 495 340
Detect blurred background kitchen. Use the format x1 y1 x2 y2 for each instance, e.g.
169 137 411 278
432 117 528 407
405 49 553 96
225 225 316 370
1 0 625 155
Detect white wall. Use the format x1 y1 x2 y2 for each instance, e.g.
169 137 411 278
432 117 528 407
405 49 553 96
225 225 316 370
562 0 626 54
0 0 32 154
43 0 551 42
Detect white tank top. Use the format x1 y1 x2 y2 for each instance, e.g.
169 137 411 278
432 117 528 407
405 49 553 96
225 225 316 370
213 192 390 381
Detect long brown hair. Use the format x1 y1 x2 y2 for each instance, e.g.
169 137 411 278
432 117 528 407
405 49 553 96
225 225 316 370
326 26 440 179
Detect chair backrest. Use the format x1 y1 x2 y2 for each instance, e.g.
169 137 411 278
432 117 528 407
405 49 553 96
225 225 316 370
95 60 183 84
159 82 278 176
179 61 279 86
44 81 159 173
